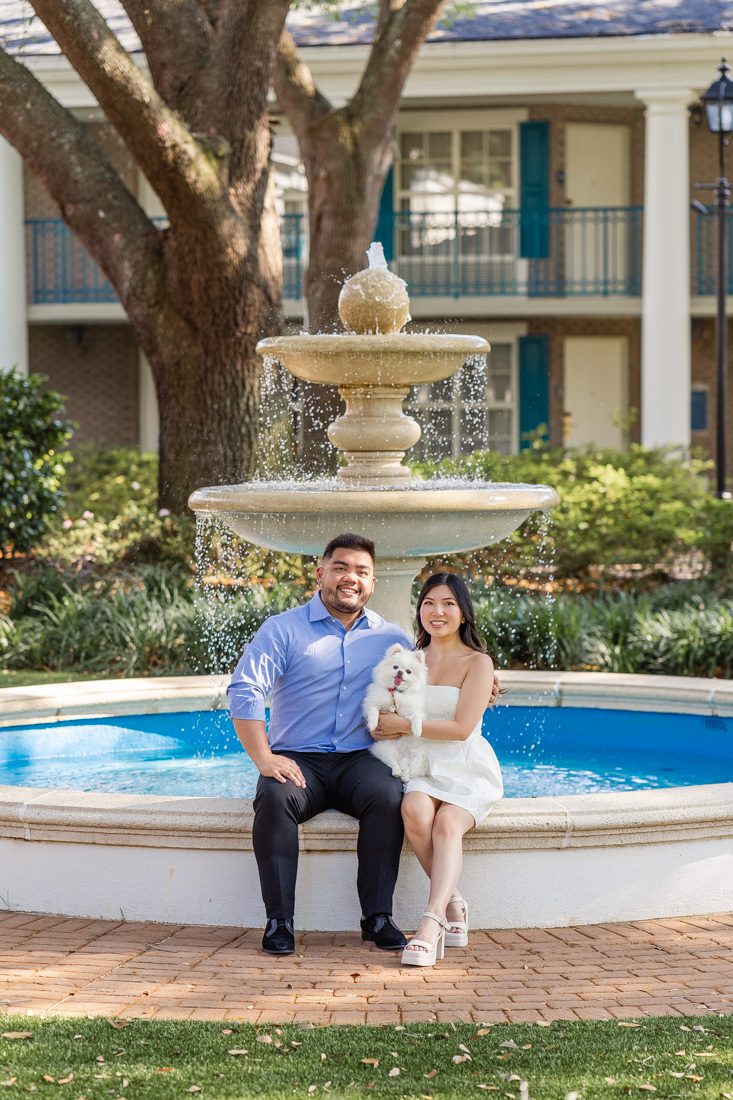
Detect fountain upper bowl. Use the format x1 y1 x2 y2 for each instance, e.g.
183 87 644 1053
256 333 489 387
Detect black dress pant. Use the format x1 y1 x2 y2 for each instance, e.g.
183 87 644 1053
252 749 404 921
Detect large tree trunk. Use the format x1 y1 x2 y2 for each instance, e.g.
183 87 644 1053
304 119 390 332
153 338 262 514
0 0 291 512
126 207 282 511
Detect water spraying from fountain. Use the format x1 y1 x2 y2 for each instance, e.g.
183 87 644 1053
188 246 559 632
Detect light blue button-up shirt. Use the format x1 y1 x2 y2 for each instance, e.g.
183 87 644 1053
227 593 412 753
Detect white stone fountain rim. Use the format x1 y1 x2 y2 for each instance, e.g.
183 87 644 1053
258 333 489 352
1 671 731 855
188 482 561 511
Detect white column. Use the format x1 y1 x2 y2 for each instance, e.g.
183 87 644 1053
636 90 693 450
0 138 28 374
139 352 159 453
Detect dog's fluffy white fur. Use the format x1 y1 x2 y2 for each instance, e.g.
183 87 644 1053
364 643 430 781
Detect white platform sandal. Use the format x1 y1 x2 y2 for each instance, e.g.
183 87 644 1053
401 911 448 967
444 893 469 948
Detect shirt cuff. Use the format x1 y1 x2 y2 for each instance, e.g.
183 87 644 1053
227 683 267 722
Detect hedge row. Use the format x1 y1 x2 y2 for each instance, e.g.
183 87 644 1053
2 567 732 680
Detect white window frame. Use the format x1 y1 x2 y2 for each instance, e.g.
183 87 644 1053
407 322 525 459
393 110 528 289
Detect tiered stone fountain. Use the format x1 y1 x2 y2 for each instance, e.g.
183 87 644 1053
188 243 559 629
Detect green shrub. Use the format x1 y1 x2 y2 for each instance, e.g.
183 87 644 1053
0 369 73 556
0 565 301 677
3 568 732 680
474 583 733 678
35 447 318 587
416 445 731 586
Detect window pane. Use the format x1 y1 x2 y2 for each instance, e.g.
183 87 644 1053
461 160 490 187
418 408 453 460
487 371 512 405
488 408 513 450
459 358 488 402
489 131 511 158
486 344 513 405
691 388 708 432
460 131 484 159
488 343 511 372
401 163 429 189
489 162 512 190
428 377 454 403
460 407 488 453
400 133 424 160
428 132 452 160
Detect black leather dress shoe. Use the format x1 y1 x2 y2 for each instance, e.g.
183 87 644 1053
262 918 295 955
360 913 407 950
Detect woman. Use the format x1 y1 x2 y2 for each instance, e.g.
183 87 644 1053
373 572 503 967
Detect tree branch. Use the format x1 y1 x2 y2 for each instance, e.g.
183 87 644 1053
0 46 162 311
119 0 213 123
377 0 404 34
207 0 291 142
273 27 333 149
351 0 447 140
29 0 224 222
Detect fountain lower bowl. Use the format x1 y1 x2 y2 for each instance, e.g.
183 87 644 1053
188 482 560 557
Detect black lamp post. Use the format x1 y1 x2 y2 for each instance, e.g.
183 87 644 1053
700 59 733 499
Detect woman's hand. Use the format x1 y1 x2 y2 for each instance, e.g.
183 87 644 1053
489 671 501 707
371 711 411 739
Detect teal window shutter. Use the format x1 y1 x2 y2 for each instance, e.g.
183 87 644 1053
519 121 550 259
375 166 395 262
518 334 549 449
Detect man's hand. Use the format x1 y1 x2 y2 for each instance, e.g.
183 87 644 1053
489 671 501 707
259 754 307 787
371 712 410 739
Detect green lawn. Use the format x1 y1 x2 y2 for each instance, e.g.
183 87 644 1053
1 1015 732 1099
0 670 121 689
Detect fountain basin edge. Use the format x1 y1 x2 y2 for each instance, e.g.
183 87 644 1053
187 483 561 557
1 672 731 930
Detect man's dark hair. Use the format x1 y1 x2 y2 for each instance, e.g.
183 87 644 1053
322 533 376 563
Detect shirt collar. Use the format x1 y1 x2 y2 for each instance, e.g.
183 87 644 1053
308 591 380 629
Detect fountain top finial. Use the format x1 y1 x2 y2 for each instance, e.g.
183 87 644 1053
337 241 411 335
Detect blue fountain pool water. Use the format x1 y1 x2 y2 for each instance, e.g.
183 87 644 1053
1 706 731 799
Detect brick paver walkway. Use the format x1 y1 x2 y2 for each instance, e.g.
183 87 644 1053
0 910 732 1025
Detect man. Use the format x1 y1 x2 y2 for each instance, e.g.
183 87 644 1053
228 533 412 955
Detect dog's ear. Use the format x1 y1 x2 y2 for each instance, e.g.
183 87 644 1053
413 649 427 665
385 643 404 656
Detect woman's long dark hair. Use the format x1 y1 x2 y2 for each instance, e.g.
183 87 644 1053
415 572 486 653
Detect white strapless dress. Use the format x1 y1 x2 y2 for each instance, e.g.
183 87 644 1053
404 684 503 825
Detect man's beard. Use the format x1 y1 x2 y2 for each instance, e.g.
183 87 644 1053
323 585 369 613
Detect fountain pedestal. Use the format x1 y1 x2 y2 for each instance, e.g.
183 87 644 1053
328 385 418 482
369 557 427 633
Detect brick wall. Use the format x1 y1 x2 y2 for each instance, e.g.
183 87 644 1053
29 325 139 447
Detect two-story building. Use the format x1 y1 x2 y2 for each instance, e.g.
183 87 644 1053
1 2 732 471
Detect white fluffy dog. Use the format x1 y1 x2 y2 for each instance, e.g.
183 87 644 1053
364 644 429 780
